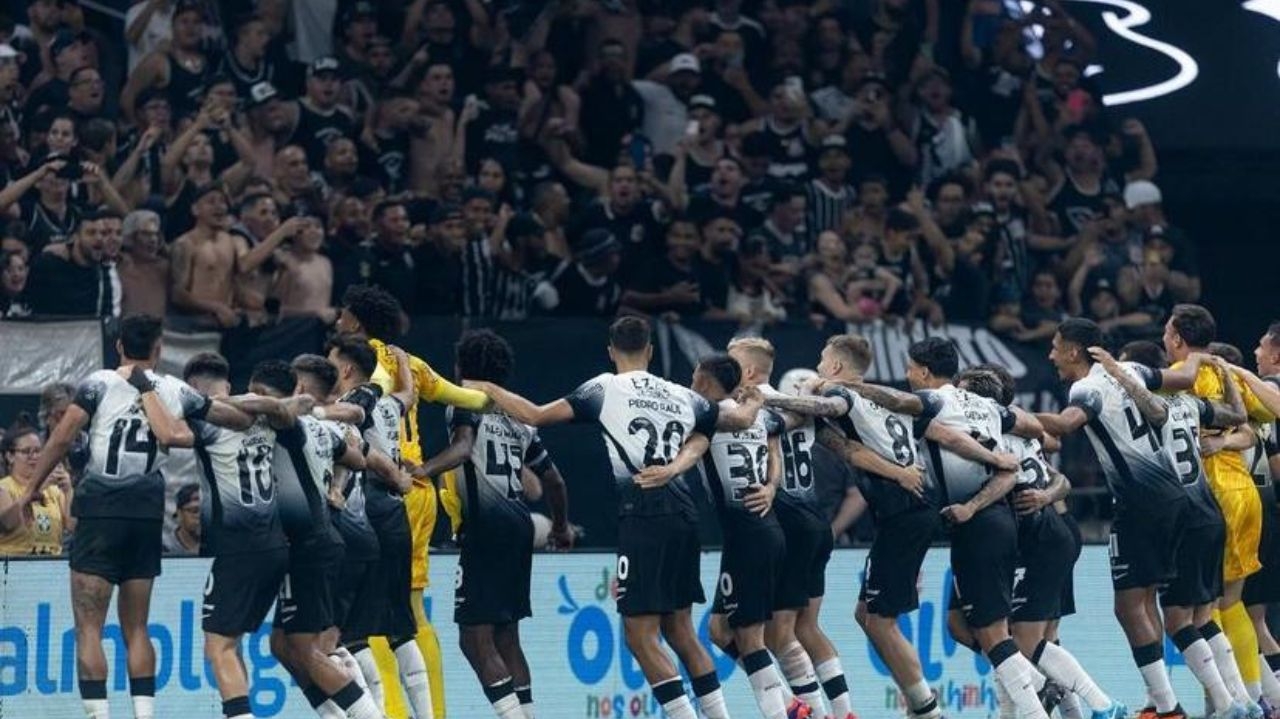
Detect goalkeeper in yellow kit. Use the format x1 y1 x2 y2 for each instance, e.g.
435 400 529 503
338 285 492 718
1162 306 1277 706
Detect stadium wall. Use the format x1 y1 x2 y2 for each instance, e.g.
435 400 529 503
0 547 1203 718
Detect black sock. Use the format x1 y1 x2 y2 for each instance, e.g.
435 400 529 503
515 685 533 705
128 675 156 698
652 677 686 705
822 672 849 700
331 680 365 710
1267 654 1280 673
79 679 107 700
987 638 1019 667
301 685 329 709
222 696 251 717
483 677 516 704
691 671 721 698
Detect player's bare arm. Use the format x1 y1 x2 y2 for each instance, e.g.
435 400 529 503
537 462 574 549
844 380 926 415
717 385 764 431
1013 466 1071 515
462 380 574 426
1088 346 1169 427
941 469 1017 525
742 435 782 517
1229 365 1280 418
366 449 410 492
1036 406 1089 437
816 425 926 497
1201 424 1256 458
1157 351 1204 392
418 425 476 480
634 433 711 489
121 367 194 448
924 422 1018 471
226 393 304 430
27 404 89 498
1008 407 1045 439
387 344 417 409
762 391 850 418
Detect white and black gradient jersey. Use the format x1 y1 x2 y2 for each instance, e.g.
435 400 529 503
448 407 554 527
324 416 379 562
564 371 719 519
822 383 933 517
339 383 406 524
758 384 823 517
72 369 210 519
1067 362 1184 507
274 415 346 545
916 384 1016 506
1163 393 1224 527
191 415 286 556
698 400 785 532
1005 433 1053 531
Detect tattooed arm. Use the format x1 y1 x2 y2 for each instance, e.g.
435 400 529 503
841 380 925 416
763 392 850 418
1089 347 1168 427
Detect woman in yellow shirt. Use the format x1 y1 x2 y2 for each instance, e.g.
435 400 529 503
0 425 72 556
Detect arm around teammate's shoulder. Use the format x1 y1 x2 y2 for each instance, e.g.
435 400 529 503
464 380 576 426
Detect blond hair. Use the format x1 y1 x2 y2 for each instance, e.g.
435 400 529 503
825 334 873 374
727 337 775 376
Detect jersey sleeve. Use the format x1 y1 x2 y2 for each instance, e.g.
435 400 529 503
523 431 554 475
1132 363 1163 391
415 356 489 410
72 374 108 417
913 390 944 437
158 376 212 420
763 409 786 437
448 406 481 432
691 393 720 436
563 374 608 422
341 385 381 431
1067 383 1103 422
996 405 1017 433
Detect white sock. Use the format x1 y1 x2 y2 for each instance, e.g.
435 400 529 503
393 639 435 719
778 641 826 714
1035 641 1111 711
695 686 730 719
514 684 535 719
660 696 698 719
654 677 698 719
1260 654 1280 705
904 679 938 716
131 695 154 719
1248 681 1263 703
317 700 346 719
1207 627 1252 703
1058 692 1086 719
996 676 1017 719
1138 659 1179 713
83 699 110 719
744 649 791 719
345 693 388 719
352 646 386 709
990 641 1049 719
1181 637 1233 712
815 657 854 717
491 692 525 719
333 648 370 692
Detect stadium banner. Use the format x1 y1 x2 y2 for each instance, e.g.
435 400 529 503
0 548 1201 718
0 319 104 395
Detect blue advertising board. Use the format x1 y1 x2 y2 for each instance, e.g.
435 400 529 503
0 548 1201 717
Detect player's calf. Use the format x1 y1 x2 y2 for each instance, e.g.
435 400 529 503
662 610 729 719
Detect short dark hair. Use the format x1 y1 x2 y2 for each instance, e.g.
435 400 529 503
984 158 1022 182
825 334 873 374
609 316 651 353
456 329 515 384
1267 321 1280 347
697 353 742 394
1118 340 1166 369
291 354 338 397
183 352 230 382
341 285 401 341
956 368 1006 406
1169 304 1216 348
117 314 164 360
249 360 297 397
175 482 200 509
372 199 406 222
1057 317 1103 361
1208 342 1244 366
961 362 1015 406
325 333 377 379
908 337 959 378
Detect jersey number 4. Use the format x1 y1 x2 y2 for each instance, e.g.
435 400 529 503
105 417 157 476
485 440 524 499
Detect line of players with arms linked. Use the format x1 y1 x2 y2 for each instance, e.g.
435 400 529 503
16 280 1280 719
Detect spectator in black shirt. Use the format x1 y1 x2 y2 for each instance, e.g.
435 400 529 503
843 74 917 199
1 250 30 318
580 40 645 168
25 29 89 116
621 218 707 320
568 164 665 283
549 228 623 317
286 56 357 167
416 204 467 315
464 66 522 176
369 199 419 312
26 209 111 316
695 212 741 316
327 194 377 305
0 157 82 252
66 67 105 123
684 156 761 232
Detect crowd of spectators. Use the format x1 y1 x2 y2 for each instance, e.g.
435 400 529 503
0 0 1202 347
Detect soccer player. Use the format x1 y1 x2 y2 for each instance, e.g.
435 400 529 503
249 360 383 719
183 353 297 719
465 316 761 719
691 353 794 719
337 284 491 718
957 364 1125 719
323 336 437 719
1161 305 1277 696
761 335 1024 719
416 329 571 719
24 315 231 719
1037 318 1193 719
1098 341 1258 719
728 337 867 719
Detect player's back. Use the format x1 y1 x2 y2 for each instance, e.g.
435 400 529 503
274 415 344 545
1163 393 1225 526
191 415 286 555
918 384 1009 505
758 384 824 518
1069 362 1184 507
565 371 718 519
1006 433 1053 532
450 406 548 528
699 399 783 532
76 369 209 519
341 384 406 524
324 417 380 562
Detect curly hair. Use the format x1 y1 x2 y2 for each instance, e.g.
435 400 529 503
455 329 515 384
342 284 402 341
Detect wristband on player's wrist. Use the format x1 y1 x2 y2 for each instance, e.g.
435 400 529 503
127 366 155 393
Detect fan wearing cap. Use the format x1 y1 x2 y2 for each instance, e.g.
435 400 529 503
281 56 357 167
1069 266 1153 343
122 0 212 122
1122 180 1201 303
548 228 624 317
633 52 704 155
738 77 823 181
240 81 292 174
673 94 731 196
412 203 467 315
335 2 379 70
215 13 277 102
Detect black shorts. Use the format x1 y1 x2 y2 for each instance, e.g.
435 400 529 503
203 547 288 636
70 517 163 584
1058 512 1083 618
369 523 417 639
1245 500 1280 606
949 504 1017 628
1161 520 1226 608
274 535 344 634
1111 498 1187 591
1012 513 1077 623
335 559 378 643
615 514 705 616
774 502 833 610
860 508 937 617
713 521 785 628
455 513 534 626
